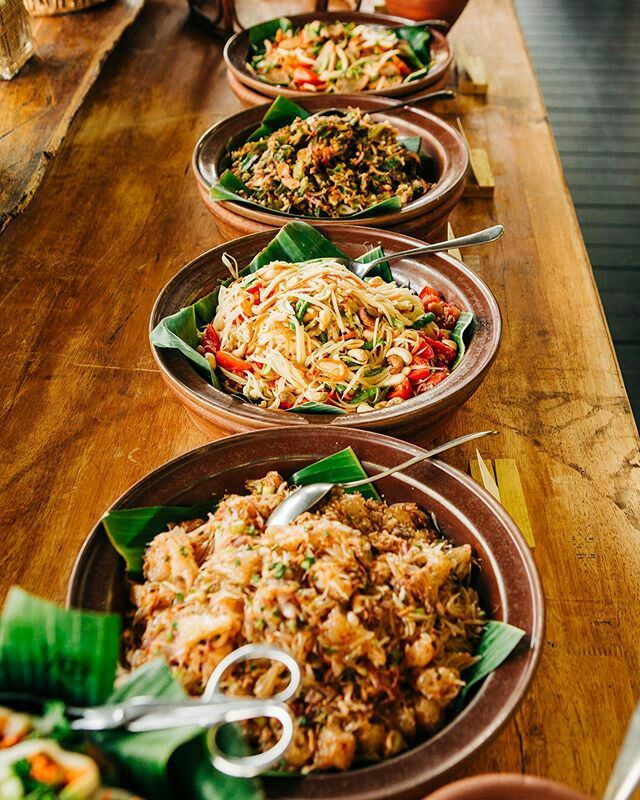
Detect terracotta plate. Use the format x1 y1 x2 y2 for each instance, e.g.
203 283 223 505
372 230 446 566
67 426 544 800
192 94 469 230
425 773 591 800
224 12 453 101
148 225 502 437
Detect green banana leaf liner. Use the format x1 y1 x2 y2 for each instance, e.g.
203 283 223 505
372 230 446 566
247 18 432 79
210 95 436 221
150 221 406 416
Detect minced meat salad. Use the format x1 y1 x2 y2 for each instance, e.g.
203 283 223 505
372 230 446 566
227 108 432 218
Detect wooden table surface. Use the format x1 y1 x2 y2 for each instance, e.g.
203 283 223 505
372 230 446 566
1 0 639 796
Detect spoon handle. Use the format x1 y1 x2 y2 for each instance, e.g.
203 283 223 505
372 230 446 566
603 702 640 800
343 430 498 489
364 225 504 270
382 89 456 112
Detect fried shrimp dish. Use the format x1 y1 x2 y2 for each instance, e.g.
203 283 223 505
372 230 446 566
126 472 486 772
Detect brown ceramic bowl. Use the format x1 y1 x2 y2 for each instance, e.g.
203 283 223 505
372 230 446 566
149 225 501 438
224 12 453 104
193 95 469 242
385 0 469 25
67 426 544 800
425 774 591 800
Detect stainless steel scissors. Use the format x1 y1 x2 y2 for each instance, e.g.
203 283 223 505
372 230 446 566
51 644 300 779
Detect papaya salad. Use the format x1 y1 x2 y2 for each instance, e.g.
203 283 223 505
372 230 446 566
225 108 431 218
197 258 470 413
249 20 432 93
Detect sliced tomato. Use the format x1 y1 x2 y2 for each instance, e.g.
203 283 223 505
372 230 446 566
408 358 433 384
414 339 435 360
293 66 324 86
422 337 456 363
387 377 413 401
391 55 411 76
216 351 254 373
419 285 440 306
202 324 220 354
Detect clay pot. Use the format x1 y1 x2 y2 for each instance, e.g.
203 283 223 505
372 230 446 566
386 0 469 26
425 773 591 800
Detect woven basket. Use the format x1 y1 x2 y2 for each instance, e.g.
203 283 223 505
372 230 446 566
24 0 111 17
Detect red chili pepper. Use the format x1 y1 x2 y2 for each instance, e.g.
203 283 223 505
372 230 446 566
202 324 220 354
216 351 254 373
246 284 261 298
292 66 325 86
426 371 449 387
387 377 413 401
422 337 456 363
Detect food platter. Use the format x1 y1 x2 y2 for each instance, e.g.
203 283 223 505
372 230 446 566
193 94 468 240
224 12 454 103
67 425 544 800
149 224 501 436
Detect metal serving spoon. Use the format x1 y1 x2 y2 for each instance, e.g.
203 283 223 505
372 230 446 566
603 701 640 800
340 224 504 281
267 429 497 527
306 89 456 123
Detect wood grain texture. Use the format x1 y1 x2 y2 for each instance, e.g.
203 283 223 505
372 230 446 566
0 0 143 232
0 0 639 796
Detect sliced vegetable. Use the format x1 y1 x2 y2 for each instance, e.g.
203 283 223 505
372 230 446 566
451 311 474 369
216 351 254 374
387 377 413 401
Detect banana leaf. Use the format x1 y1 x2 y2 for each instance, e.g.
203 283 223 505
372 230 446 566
290 445 380 500
451 310 474 369
151 222 396 414
395 25 432 68
210 171 403 221
210 95 420 221
457 620 526 704
0 588 119 706
248 17 292 54
103 501 218 579
94 660 263 800
286 401 346 415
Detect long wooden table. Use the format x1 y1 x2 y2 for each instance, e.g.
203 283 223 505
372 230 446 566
1 0 639 795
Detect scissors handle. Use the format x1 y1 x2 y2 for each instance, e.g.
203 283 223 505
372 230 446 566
203 643 301 704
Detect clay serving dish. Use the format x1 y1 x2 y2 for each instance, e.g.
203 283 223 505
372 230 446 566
224 11 453 105
425 774 591 800
193 94 468 242
149 225 501 438
385 0 469 26
67 426 544 800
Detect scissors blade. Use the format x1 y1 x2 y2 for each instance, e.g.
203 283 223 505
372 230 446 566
126 699 268 733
